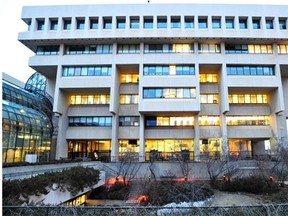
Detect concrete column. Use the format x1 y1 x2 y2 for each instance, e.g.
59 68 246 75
139 114 145 162
194 114 200 161
110 114 119 162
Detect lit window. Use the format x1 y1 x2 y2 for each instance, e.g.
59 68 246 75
199 74 218 83
120 74 139 83
277 45 288 54
198 44 221 53
120 95 139 104
199 116 220 126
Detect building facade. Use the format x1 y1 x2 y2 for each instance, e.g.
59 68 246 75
18 4 288 162
2 73 53 163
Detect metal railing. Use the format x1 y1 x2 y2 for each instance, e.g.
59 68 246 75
3 204 288 216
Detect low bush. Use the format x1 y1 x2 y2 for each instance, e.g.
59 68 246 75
220 175 279 194
3 167 101 205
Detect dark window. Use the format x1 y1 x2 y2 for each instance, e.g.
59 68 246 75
130 17 139 29
198 18 208 29
212 18 221 29
77 19 85 30
239 18 247 29
90 18 98 29
103 17 112 29
184 16 194 28
64 19 71 30
252 18 261 29
279 18 287 30
266 19 273 29
144 17 153 28
157 17 167 28
50 20 58 30
226 18 234 29
117 17 126 29
37 20 45 30
171 17 181 28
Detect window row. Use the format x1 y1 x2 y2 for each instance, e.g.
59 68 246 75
227 66 274 76
33 16 287 31
225 44 273 54
200 94 219 104
199 116 220 126
120 74 139 83
145 116 194 127
228 94 268 104
278 45 288 54
144 44 194 53
65 44 113 54
199 74 218 83
62 66 112 76
70 95 110 105
68 116 112 126
36 46 59 55
119 116 140 126
226 116 269 126
35 43 288 55
120 95 139 104
143 65 195 76
143 88 196 99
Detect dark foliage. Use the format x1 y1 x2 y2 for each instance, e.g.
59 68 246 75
144 181 214 206
3 167 101 205
89 183 131 200
220 175 279 194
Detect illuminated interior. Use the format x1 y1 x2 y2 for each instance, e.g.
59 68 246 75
70 95 110 105
199 73 218 83
226 116 269 126
119 139 139 160
145 139 194 161
229 139 252 159
120 74 139 83
120 94 139 104
200 139 222 159
228 94 268 103
145 116 194 126
199 116 220 126
200 94 219 103
68 140 111 160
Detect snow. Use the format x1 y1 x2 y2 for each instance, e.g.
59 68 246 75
156 198 212 215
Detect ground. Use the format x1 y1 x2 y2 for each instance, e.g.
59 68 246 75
206 190 264 206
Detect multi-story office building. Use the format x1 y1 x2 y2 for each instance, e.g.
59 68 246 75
18 4 288 162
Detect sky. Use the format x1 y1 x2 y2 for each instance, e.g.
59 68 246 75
0 0 287 82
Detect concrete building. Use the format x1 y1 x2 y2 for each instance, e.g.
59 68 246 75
18 3 288 162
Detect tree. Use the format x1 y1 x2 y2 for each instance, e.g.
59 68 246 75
116 153 142 187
